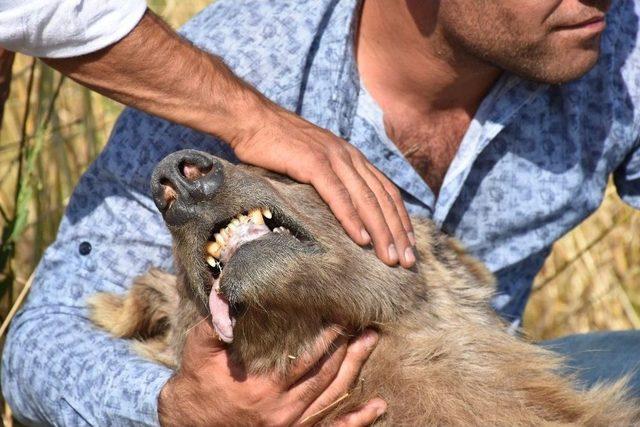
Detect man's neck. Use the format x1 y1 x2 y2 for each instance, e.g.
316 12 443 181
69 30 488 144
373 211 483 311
356 0 501 117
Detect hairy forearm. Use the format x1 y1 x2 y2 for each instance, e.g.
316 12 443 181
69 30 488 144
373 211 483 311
43 9 271 145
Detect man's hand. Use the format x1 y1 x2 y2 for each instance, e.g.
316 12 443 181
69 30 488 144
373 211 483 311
231 104 416 268
158 321 386 426
43 10 415 269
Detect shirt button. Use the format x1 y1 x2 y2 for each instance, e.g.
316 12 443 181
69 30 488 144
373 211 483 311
79 241 92 256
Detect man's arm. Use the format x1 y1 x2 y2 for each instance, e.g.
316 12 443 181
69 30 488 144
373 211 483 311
42 9 416 268
2 297 173 426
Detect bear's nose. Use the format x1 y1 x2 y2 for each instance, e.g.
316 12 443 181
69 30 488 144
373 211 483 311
151 149 224 226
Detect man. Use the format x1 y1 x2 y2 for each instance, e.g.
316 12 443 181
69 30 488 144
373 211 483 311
3 0 640 425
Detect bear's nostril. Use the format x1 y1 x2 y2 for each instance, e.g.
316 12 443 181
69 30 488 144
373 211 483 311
151 150 224 224
159 178 178 210
180 161 213 182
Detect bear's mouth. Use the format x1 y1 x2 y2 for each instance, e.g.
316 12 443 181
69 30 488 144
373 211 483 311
202 206 313 343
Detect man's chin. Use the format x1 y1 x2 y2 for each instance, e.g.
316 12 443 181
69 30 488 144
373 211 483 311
515 50 601 85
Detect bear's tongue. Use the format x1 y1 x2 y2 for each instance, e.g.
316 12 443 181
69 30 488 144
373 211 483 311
209 222 270 343
209 277 235 343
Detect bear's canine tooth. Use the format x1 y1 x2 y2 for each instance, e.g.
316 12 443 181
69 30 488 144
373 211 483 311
206 255 217 267
206 241 221 258
248 208 264 225
262 207 272 219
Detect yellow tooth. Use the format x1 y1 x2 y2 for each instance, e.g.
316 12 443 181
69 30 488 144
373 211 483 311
206 241 221 258
262 207 272 219
228 222 237 232
215 233 226 245
249 208 264 224
221 228 230 239
206 256 217 267
237 215 248 223
232 218 242 226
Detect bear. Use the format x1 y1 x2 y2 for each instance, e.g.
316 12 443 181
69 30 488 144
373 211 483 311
89 149 639 425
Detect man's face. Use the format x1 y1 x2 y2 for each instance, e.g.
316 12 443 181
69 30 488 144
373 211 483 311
437 0 611 84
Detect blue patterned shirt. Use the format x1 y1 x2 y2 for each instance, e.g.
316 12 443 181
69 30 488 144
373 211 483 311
4 0 640 425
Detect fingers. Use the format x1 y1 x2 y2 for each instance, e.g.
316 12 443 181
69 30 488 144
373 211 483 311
323 151 400 266
286 326 345 386
183 318 227 356
179 318 231 377
309 164 372 247
287 340 350 417
354 161 415 268
297 329 379 424
330 398 387 427
364 163 415 247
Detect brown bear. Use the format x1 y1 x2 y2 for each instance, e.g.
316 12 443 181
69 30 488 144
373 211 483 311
89 149 639 425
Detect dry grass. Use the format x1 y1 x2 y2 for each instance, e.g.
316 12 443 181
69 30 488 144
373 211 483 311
0 0 638 423
524 185 640 341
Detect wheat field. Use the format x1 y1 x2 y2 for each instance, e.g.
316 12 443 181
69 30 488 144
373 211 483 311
0 1 638 424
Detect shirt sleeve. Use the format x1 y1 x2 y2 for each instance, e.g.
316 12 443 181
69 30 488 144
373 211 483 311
0 0 147 58
1 157 176 426
2 297 172 426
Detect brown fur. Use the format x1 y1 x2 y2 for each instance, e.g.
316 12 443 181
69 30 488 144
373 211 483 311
89 151 640 425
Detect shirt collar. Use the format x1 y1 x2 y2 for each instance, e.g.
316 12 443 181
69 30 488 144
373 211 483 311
300 0 549 225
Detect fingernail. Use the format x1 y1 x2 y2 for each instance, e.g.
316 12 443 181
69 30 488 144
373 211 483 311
387 244 398 262
362 329 379 347
404 247 415 265
361 229 371 244
408 232 416 246
376 405 386 417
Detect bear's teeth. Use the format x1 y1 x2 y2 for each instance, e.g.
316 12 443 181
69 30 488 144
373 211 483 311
215 233 226 245
205 207 274 261
248 208 264 224
206 241 222 258
206 255 218 267
273 226 291 234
